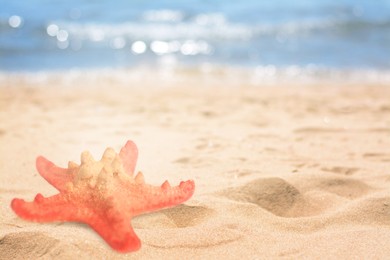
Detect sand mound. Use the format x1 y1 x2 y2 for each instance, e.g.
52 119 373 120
332 195 390 226
218 177 306 217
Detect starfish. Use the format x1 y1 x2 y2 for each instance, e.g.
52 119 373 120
11 141 195 253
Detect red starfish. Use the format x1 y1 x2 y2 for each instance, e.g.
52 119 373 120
11 141 195 253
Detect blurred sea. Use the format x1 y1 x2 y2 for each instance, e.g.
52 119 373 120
1 0 390 83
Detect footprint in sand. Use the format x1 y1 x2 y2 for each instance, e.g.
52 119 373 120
173 156 218 168
143 223 244 249
363 153 390 162
194 137 225 152
314 177 372 199
321 166 359 176
0 232 59 258
134 204 215 229
0 231 105 258
136 205 243 249
160 204 214 228
293 127 345 134
218 177 305 217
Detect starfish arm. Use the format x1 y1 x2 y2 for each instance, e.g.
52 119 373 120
11 194 141 252
36 156 73 192
87 213 141 253
10 193 81 222
119 140 138 176
130 180 195 215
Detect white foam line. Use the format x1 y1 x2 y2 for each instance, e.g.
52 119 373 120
1 65 390 87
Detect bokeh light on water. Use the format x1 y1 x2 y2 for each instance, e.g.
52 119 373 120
8 15 23 28
1 0 390 83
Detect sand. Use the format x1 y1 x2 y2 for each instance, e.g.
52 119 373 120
1 73 390 259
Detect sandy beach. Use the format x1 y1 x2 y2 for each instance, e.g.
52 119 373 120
1 73 390 259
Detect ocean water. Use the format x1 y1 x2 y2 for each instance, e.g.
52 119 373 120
1 0 390 82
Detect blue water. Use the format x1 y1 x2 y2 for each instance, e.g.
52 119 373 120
1 0 390 73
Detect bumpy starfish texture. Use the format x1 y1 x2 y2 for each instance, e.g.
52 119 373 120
11 141 195 253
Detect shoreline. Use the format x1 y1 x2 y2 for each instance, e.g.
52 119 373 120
1 65 390 88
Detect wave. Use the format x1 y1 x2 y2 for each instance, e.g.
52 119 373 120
51 21 252 41
47 14 390 42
